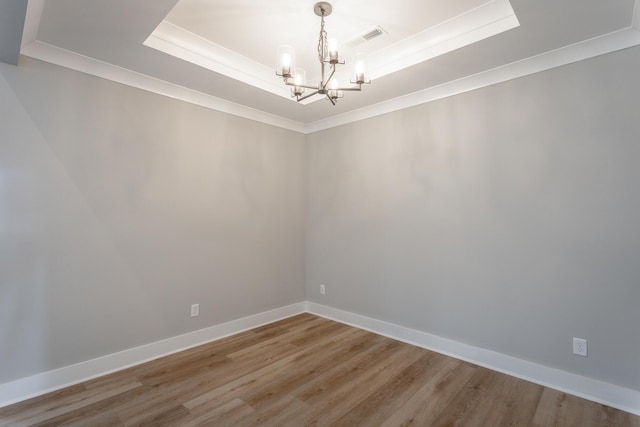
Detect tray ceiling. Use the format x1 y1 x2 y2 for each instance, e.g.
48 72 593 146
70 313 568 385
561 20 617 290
146 0 518 104
13 0 640 133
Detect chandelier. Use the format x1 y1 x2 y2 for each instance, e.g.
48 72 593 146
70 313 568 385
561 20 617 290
276 2 371 105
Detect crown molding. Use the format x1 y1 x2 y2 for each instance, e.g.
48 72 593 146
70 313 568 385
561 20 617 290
143 20 293 101
18 1 640 134
305 25 640 133
20 41 307 134
368 0 518 79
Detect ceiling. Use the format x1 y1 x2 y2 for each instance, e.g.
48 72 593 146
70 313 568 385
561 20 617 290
9 0 640 133
146 0 519 106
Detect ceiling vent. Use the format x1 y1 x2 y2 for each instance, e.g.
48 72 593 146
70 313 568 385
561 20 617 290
344 26 387 49
362 26 385 41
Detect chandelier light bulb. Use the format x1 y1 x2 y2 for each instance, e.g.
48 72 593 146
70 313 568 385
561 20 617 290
329 77 343 100
355 62 365 83
277 45 295 78
353 53 368 84
328 38 339 63
282 53 291 74
292 68 307 96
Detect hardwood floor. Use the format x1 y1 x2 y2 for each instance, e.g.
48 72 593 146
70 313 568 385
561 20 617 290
1 314 638 426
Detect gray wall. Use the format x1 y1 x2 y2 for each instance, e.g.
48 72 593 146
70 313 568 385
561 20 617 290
0 57 306 384
306 46 640 391
2 45 639 393
0 0 27 65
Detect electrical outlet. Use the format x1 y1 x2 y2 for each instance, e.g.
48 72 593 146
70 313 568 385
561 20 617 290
191 304 199 318
320 284 326 295
573 337 587 357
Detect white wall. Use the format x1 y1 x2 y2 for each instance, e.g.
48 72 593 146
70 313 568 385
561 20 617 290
306 46 640 392
0 57 306 384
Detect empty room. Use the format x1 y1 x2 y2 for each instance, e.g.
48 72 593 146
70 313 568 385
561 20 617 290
1 0 639 425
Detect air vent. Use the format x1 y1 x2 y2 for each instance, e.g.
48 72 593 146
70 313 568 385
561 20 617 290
361 27 385 41
344 26 387 49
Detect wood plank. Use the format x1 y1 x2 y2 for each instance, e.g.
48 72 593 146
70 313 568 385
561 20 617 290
240 328 377 411
182 325 362 413
0 384 86 420
428 368 509 426
236 395 309 427
4 382 142 427
331 352 449 426
379 358 478 427
294 341 427 426
495 375 545 427
532 388 584 426
179 398 255 427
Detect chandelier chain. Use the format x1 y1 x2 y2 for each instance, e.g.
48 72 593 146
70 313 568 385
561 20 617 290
317 15 326 63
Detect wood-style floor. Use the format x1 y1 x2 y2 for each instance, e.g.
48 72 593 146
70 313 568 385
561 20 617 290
1 314 638 426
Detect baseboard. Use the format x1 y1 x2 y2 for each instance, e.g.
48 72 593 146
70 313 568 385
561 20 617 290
306 302 640 416
3 301 638 416
0 302 306 408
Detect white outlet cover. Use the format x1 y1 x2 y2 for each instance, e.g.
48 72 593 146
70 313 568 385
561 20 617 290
573 337 587 357
191 304 199 317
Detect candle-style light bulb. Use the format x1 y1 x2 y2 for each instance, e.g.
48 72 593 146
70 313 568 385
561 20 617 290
328 38 339 63
292 68 306 97
277 45 295 78
355 63 365 84
282 54 291 75
329 77 342 100
353 52 368 84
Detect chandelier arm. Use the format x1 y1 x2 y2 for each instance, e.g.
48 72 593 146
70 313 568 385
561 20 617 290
335 86 362 92
326 94 336 105
322 66 337 89
321 60 326 88
296 90 321 102
284 82 319 90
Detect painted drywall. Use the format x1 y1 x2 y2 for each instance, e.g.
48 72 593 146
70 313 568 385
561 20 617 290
0 57 306 384
2 42 639 400
0 1 27 65
306 46 640 391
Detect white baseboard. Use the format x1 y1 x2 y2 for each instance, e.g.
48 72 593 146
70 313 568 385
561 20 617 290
0 302 306 408
3 300 638 416
306 302 640 416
